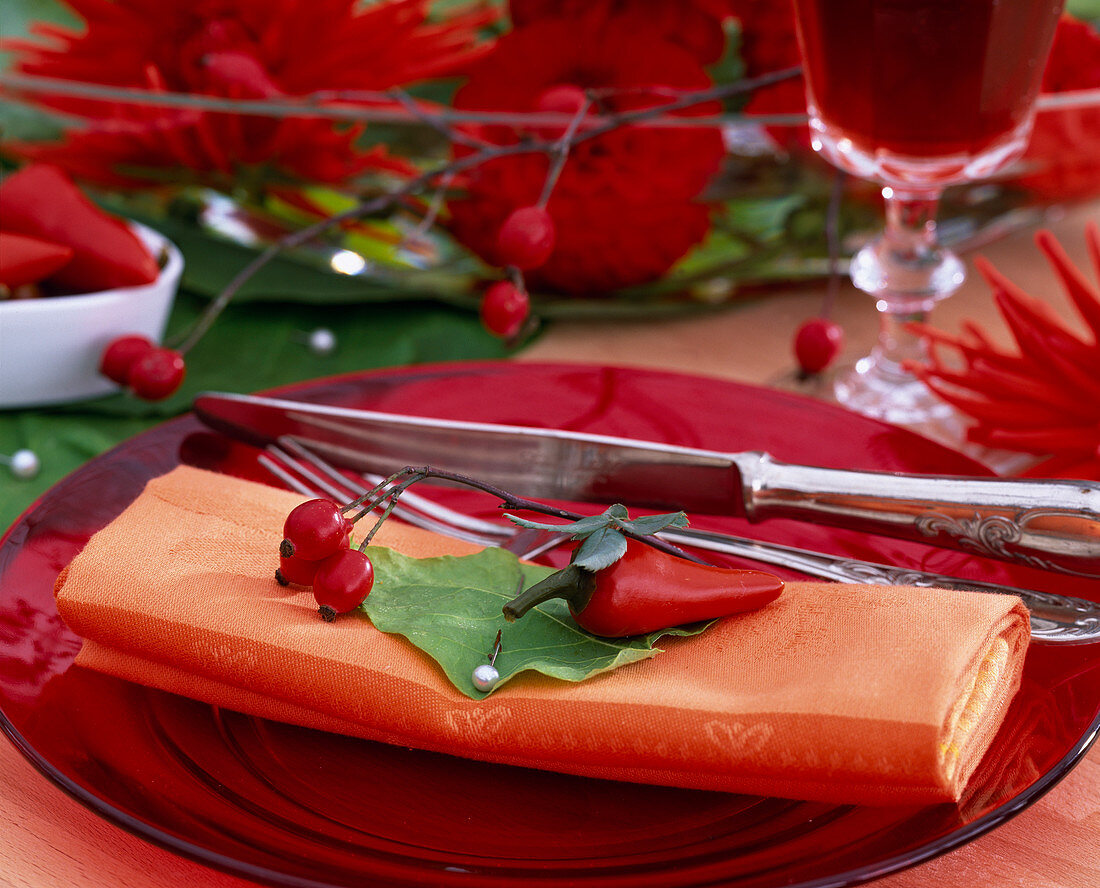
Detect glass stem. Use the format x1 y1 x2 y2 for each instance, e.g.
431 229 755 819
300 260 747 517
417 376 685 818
850 187 965 381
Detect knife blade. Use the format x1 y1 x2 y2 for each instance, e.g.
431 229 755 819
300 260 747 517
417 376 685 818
193 391 1100 578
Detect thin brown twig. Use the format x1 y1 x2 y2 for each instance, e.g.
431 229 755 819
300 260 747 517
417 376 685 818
537 94 593 208
0 70 807 129
169 137 552 352
823 169 846 318
168 65 805 353
386 87 488 149
403 169 454 243
353 466 711 565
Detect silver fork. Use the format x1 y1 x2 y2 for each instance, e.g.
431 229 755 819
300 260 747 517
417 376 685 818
260 438 565 560
258 438 1100 645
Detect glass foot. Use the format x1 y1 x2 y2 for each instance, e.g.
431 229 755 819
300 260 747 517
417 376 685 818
833 355 954 425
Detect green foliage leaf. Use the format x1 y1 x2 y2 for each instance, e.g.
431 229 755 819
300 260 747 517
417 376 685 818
362 546 705 699
1067 0 1100 19
616 511 689 536
0 291 512 534
505 505 688 561
504 512 609 537
571 526 628 572
503 503 624 539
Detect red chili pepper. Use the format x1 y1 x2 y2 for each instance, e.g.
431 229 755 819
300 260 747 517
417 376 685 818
502 540 783 637
0 231 74 288
0 164 158 292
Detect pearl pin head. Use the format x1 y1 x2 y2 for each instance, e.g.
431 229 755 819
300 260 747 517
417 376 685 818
472 663 500 692
3 449 40 479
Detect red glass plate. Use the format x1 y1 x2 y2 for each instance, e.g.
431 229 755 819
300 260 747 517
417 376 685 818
2 362 1098 888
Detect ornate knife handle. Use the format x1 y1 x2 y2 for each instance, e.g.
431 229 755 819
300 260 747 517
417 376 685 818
659 530 1100 644
732 453 1100 578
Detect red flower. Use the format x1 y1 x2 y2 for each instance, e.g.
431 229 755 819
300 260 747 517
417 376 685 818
910 224 1100 481
726 0 809 153
1010 16 1100 201
509 0 738 64
446 16 726 296
2 0 496 189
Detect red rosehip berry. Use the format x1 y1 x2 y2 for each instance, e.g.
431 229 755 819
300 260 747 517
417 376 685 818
794 318 844 375
535 84 587 117
275 551 322 587
480 280 530 339
496 206 555 271
312 549 374 621
100 335 155 384
281 499 353 561
534 84 587 139
127 347 186 400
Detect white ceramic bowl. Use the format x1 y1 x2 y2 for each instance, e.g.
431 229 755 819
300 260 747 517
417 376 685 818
0 223 184 409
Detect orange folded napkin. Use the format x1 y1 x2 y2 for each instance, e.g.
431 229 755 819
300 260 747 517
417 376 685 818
54 465 1029 806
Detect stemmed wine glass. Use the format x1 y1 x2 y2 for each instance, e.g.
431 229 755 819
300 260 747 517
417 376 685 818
790 0 1065 423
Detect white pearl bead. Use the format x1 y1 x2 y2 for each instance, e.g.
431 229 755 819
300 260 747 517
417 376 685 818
8 449 40 479
309 328 337 355
471 663 499 692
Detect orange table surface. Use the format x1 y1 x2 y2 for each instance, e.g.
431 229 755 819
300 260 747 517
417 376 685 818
2 202 1098 887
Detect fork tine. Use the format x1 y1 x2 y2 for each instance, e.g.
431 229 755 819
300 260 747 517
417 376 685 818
254 438 1100 642
261 440 508 548
281 435 515 541
257 452 315 498
360 471 515 538
273 439 363 501
280 438 370 500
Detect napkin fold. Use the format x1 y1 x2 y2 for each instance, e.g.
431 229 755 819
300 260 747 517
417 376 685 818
54 466 1030 805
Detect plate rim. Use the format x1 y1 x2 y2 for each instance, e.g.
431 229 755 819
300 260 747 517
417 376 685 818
2 360 1098 888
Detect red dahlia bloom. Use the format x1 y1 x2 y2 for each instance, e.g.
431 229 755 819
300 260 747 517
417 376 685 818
2 0 496 188
446 16 726 296
910 225 1100 481
725 0 809 152
508 0 738 63
1010 16 1100 200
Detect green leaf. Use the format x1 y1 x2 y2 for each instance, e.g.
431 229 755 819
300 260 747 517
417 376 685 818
571 526 628 572
504 512 609 536
0 290 513 532
362 546 705 699
1067 0 1100 19
617 511 689 536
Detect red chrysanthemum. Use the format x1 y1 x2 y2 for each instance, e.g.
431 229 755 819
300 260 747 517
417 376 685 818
509 0 738 64
1009 16 1100 201
446 16 726 296
1 0 496 189
910 223 1100 480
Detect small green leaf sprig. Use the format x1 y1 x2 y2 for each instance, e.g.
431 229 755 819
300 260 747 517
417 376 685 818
506 505 689 572
341 464 707 567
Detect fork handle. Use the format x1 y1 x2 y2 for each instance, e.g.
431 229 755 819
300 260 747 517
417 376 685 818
660 528 1100 645
733 453 1100 578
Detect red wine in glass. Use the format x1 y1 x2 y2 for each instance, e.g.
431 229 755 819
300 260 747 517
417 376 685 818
791 0 1064 422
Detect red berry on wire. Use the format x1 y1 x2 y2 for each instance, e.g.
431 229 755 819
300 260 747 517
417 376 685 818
100 335 155 384
794 318 844 375
534 84 587 139
535 84 587 117
282 499 353 561
496 206 555 270
313 549 375 621
128 347 186 400
480 280 530 339
276 551 322 587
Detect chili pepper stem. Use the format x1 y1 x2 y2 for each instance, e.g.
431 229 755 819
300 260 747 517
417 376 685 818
502 565 596 622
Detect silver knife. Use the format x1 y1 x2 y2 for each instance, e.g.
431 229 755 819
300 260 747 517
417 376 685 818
192 391 1100 578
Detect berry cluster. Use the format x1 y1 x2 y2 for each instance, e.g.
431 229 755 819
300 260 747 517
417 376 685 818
277 498 374 621
100 335 186 401
478 204 555 339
